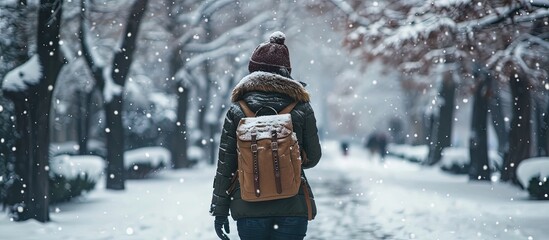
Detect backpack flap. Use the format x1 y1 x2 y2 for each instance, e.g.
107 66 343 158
236 114 294 141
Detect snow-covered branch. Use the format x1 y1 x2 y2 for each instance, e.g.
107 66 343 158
326 0 370 26
458 5 549 32
486 33 548 78
511 8 549 24
2 55 42 93
171 0 235 47
202 0 234 17
529 0 549 8
102 66 122 103
176 0 233 26
399 61 423 73
183 12 271 53
372 16 456 54
175 29 203 47
173 67 194 88
181 40 255 69
80 0 106 71
423 47 467 61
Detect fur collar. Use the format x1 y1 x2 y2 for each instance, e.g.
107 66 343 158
231 71 310 102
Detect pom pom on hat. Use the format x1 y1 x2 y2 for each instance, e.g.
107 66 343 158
269 31 286 44
249 31 291 75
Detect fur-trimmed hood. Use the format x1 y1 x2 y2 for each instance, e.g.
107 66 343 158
231 71 310 102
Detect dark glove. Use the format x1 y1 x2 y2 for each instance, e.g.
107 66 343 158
214 216 230 240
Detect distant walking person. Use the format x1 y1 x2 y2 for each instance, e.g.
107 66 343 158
365 132 388 160
210 31 322 240
340 140 350 156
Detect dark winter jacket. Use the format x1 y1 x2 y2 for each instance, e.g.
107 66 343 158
209 71 322 220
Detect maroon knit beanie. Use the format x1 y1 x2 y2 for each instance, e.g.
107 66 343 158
248 31 291 74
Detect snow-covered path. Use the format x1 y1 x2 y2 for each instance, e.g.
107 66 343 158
1 141 548 240
309 142 549 240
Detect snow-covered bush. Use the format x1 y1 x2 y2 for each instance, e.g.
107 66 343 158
517 158 549 200
50 140 106 158
49 155 104 203
388 144 428 163
0 97 16 204
439 147 469 174
124 147 170 179
123 81 176 150
187 145 204 164
439 147 502 174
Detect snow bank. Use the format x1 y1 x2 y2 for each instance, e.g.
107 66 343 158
1 140 548 239
50 155 105 181
441 147 468 166
517 157 549 187
50 142 81 156
2 55 42 92
50 140 106 157
124 146 171 168
440 147 502 171
388 144 428 163
188 145 204 162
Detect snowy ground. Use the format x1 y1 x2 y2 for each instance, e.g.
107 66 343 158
1 141 548 240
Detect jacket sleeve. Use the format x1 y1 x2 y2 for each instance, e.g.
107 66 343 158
301 103 322 169
210 106 239 216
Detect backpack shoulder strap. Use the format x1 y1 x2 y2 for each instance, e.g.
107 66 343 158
238 100 255 117
279 102 298 114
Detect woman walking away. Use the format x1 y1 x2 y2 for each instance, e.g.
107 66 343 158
209 31 322 240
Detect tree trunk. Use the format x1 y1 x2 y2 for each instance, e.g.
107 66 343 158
172 83 191 168
426 71 456 165
28 86 54 222
501 71 531 185
168 47 192 169
488 83 508 155
543 102 549 156
199 21 214 164
104 97 125 189
77 90 93 155
532 14 548 157
469 70 491 181
535 96 548 156
208 122 217 165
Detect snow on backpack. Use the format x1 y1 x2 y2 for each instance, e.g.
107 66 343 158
235 100 302 202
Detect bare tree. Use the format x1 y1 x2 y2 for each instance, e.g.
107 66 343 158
1 0 64 222
80 0 149 190
469 66 491 181
0 0 35 209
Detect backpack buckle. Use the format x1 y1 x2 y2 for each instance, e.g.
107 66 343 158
271 142 278 150
270 130 278 150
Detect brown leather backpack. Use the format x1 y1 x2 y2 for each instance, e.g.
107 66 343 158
235 100 302 202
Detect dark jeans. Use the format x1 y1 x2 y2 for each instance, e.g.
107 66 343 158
237 216 308 240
